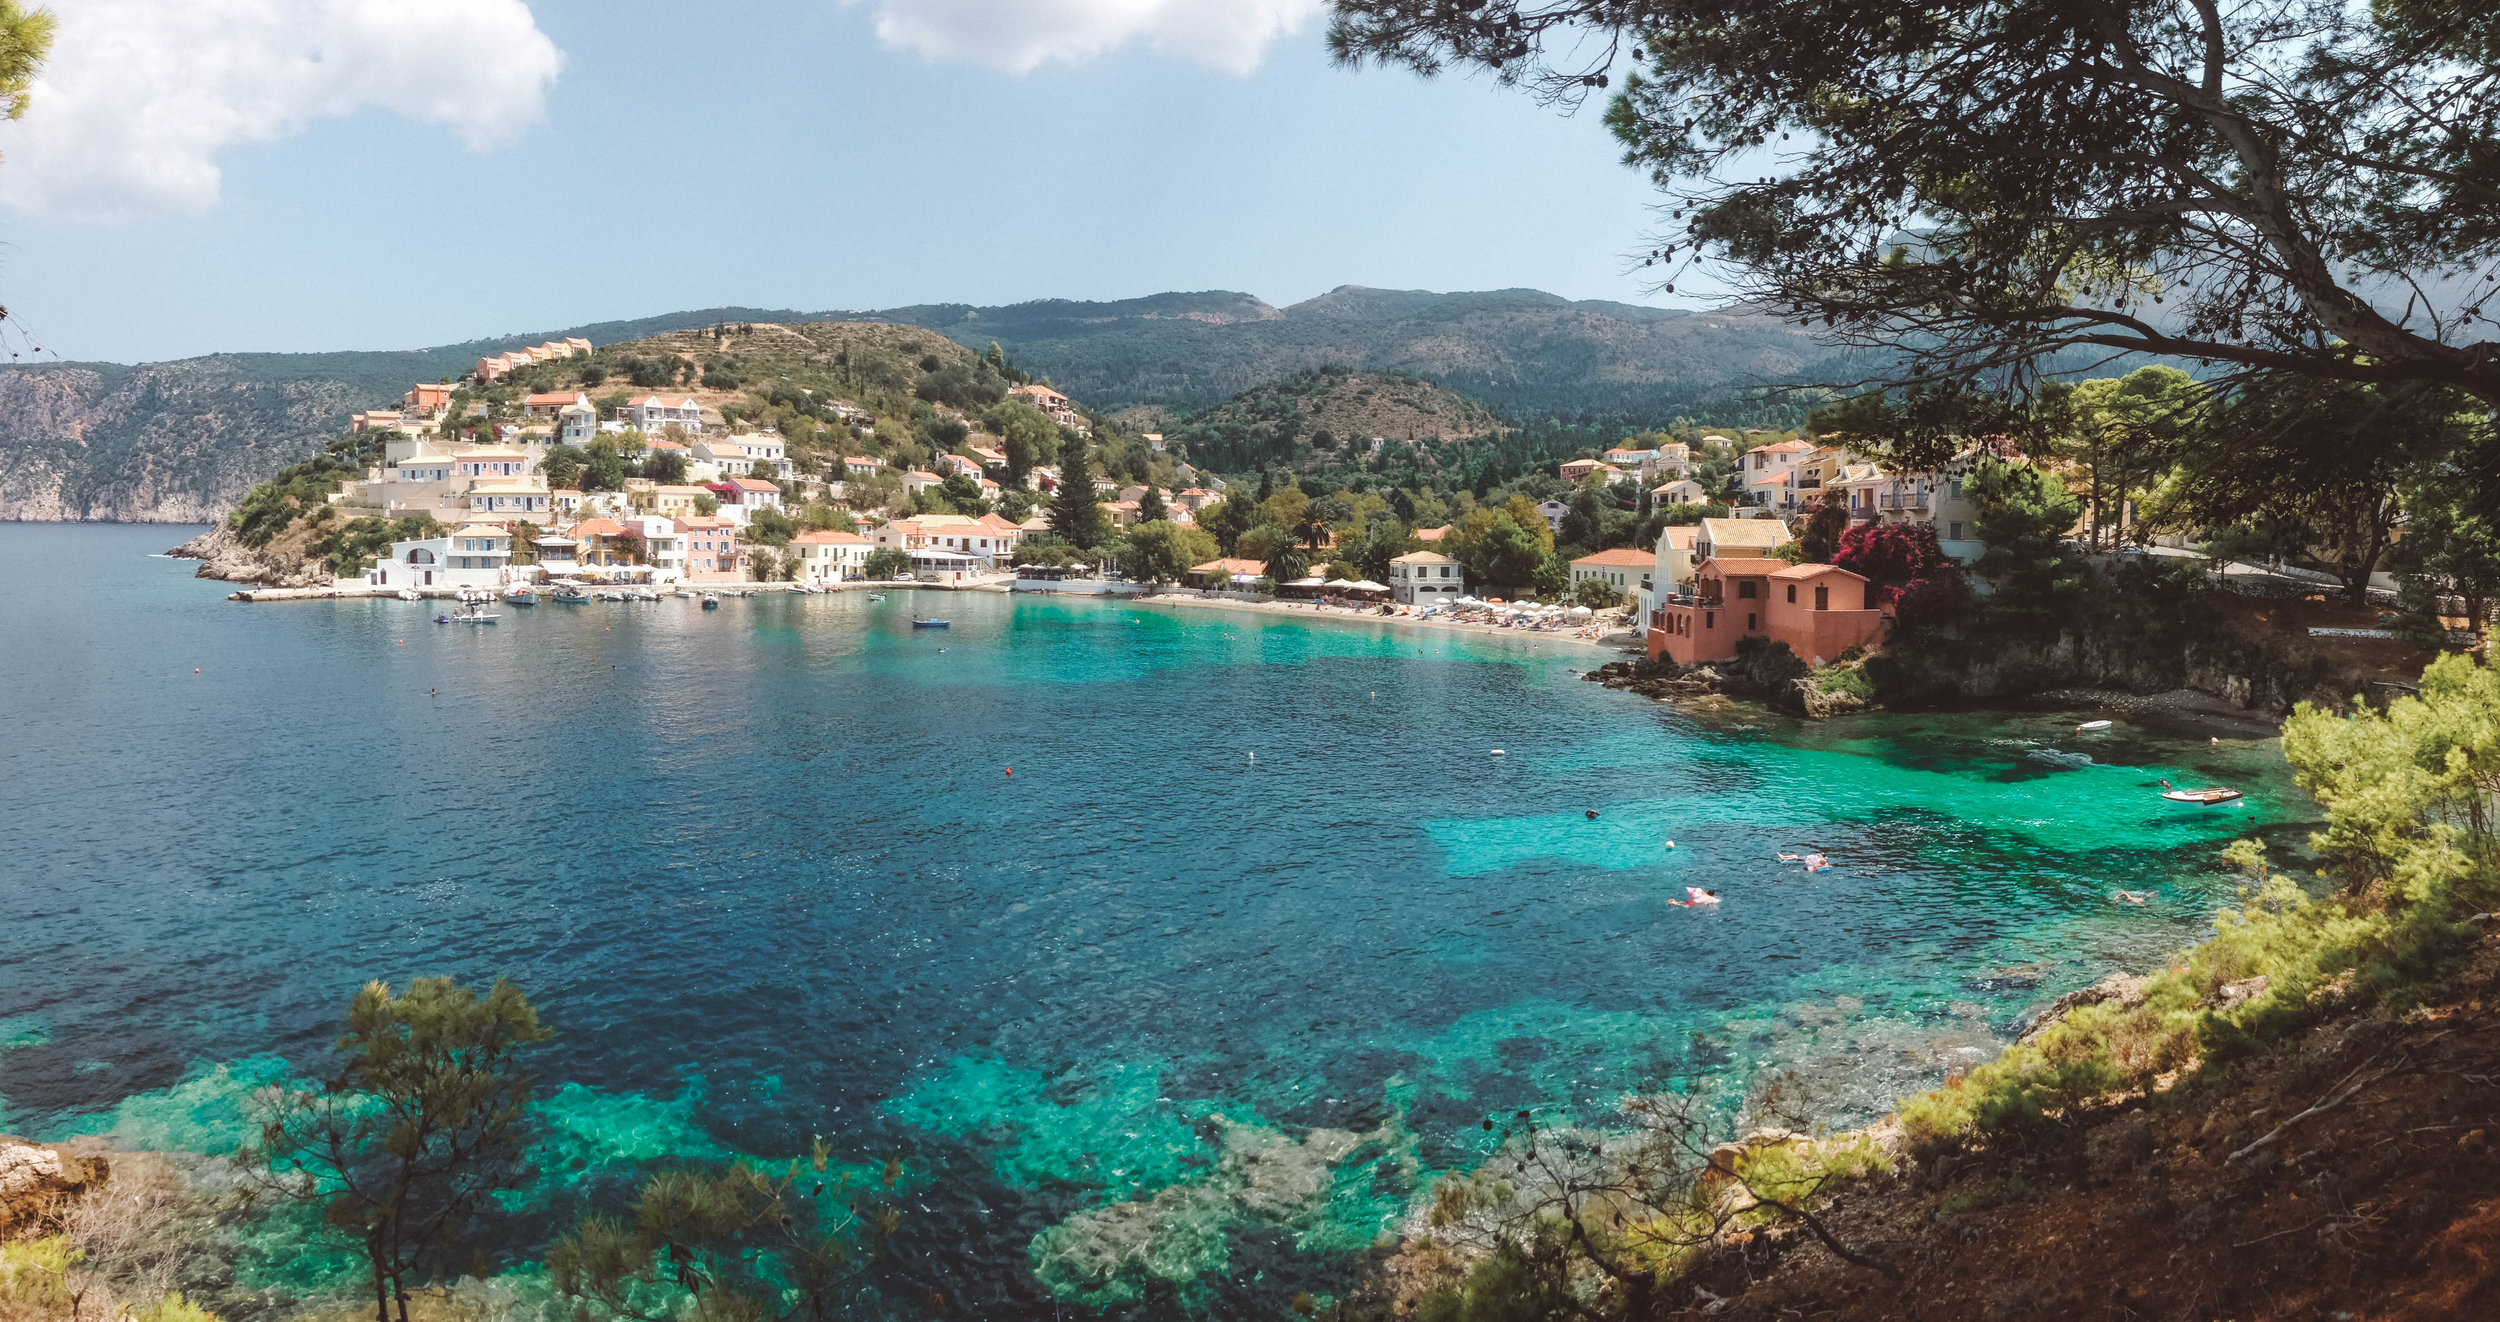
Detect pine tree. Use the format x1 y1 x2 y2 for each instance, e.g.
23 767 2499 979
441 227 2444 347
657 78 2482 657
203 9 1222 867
1050 437 1107 548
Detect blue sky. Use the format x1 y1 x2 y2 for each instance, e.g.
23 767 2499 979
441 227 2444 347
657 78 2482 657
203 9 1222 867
0 0 1690 365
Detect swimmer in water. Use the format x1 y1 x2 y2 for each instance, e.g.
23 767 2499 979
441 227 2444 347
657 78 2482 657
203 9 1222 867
2114 889 2153 905
1804 852 1830 872
1777 852 1802 862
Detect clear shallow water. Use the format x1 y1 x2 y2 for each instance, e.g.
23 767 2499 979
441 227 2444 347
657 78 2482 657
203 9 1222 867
0 524 2308 1315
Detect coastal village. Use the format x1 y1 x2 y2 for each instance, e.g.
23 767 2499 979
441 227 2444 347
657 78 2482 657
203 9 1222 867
274 332 1994 669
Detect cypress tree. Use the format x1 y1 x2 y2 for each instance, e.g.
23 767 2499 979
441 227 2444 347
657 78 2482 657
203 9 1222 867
1050 436 1107 548
1138 484 1168 522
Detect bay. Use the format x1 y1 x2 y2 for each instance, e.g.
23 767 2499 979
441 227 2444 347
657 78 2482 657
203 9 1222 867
0 523 2303 1315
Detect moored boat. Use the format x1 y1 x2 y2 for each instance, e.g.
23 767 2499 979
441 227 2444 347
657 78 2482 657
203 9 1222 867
397 588 423 601
2161 786 2243 805
701 593 719 609
911 618 951 629
505 588 537 605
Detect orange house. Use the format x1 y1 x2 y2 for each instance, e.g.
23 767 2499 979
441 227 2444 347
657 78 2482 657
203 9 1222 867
1648 556 1887 666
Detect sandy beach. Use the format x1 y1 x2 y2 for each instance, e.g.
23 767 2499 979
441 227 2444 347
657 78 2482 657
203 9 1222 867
1110 588 1638 652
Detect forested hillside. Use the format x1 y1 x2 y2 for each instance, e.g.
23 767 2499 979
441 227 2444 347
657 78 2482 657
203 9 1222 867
871 286 1853 423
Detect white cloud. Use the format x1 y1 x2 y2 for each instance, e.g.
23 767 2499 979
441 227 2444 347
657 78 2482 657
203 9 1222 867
1 0 564 219
861 0 1325 76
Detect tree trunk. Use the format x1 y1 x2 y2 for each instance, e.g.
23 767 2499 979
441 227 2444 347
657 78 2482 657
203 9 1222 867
370 1238 391 1322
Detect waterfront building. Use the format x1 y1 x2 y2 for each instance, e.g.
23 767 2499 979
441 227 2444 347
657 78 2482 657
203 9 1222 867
1648 557 1886 667
789 529 874 583
1569 547 1653 602
1388 550 1465 605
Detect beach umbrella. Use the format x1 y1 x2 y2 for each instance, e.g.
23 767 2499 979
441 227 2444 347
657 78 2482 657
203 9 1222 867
1347 580 1388 592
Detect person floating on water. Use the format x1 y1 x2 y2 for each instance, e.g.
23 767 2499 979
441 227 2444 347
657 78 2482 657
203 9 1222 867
1668 887 1722 907
2114 889 2153 905
1804 852 1830 872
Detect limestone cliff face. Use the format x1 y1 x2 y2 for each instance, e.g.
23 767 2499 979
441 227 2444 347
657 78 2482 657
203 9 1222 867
0 361 372 522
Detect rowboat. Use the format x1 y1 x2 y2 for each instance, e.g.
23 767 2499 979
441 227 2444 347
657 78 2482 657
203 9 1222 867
701 594 719 609
2162 787 2243 805
505 588 537 606
911 618 951 629
2076 719 2112 732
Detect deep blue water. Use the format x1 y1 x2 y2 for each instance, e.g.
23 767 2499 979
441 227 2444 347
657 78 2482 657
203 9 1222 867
0 524 2306 1315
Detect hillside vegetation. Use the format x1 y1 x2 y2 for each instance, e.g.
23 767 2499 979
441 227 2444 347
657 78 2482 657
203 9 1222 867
0 288 1835 522
872 286 1852 423
1170 368 1500 471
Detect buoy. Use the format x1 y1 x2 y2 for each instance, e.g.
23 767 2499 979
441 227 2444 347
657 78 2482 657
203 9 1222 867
1490 749 1505 756
1586 809 1600 820
1248 751 1255 760
1664 840 1675 848
194 668 200 674
1005 767 1013 776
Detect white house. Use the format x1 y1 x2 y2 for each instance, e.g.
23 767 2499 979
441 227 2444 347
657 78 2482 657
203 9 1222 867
626 396 705 434
789 529 874 583
466 476 550 518
557 403 597 445
1652 478 1708 506
365 526 510 590
1389 550 1465 605
695 440 754 477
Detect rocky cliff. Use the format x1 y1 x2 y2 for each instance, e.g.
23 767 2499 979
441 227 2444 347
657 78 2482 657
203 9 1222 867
0 360 372 522
165 521 334 588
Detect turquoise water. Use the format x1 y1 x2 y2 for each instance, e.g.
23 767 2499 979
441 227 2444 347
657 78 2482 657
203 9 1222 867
0 524 2307 1315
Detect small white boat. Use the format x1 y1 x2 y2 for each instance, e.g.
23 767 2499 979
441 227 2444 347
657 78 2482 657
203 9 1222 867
636 589 661 601
397 589 423 601
867 594 885 602
2076 720 2113 732
2162 786 2243 805
675 590 696 599
701 593 719 610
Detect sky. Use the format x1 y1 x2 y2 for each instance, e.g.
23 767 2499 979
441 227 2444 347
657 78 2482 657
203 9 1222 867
0 0 1696 365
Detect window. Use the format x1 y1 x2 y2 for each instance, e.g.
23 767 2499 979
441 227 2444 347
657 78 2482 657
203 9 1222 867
1786 584 1797 603
1747 612 1757 630
1949 522 1964 540
1737 580 1757 599
1949 480 1963 498
1815 585 1829 610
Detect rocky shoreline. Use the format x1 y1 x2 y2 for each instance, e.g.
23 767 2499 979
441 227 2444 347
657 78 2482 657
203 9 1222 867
1583 647 1871 718
165 522 332 589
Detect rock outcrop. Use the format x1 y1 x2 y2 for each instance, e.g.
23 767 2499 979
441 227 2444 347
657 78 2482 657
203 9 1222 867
1584 640 1864 718
167 521 334 588
0 1141 104 1236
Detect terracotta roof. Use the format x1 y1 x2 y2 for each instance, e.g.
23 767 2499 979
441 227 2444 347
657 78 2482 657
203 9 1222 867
790 530 870 545
1658 526 1698 550
1191 557 1269 575
728 477 780 492
1571 548 1656 568
1390 550 1456 565
1699 556 1790 577
1770 561 1866 581
523 391 580 406
1699 518 1790 546
571 518 628 537
673 516 735 531
1413 524 1451 542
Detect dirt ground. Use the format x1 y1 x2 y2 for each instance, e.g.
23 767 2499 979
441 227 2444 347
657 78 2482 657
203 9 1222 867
1669 930 2500 1321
